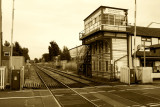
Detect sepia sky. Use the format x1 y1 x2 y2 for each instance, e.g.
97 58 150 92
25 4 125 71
2 0 160 60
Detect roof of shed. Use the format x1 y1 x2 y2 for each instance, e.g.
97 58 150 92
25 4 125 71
127 26 160 37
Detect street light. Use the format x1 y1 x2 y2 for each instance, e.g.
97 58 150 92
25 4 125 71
11 0 15 69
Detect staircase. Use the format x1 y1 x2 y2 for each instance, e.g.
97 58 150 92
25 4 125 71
78 45 92 77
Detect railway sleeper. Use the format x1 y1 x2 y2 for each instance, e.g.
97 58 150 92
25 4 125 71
23 83 45 89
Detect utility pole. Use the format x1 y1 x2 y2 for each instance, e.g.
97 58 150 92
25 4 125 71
10 0 15 69
0 0 2 66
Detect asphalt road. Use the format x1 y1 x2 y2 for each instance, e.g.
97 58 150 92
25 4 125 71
0 84 160 107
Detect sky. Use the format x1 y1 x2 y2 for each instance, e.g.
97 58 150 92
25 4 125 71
2 0 160 60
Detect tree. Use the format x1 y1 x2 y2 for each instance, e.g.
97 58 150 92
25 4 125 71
13 41 30 62
34 58 39 63
42 53 50 62
48 41 60 61
4 41 10 47
13 42 23 56
22 48 30 61
60 46 71 61
39 58 42 62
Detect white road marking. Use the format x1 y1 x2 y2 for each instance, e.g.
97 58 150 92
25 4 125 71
89 92 97 94
55 94 64 97
107 90 116 92
150 104 160 107
79 92 88 95
119 90 125 91
131 105 142 107
0 95 52 100
71 94 77 95
91 99 101 102
126 87 160 91
95 85 112 88
97 91 106 93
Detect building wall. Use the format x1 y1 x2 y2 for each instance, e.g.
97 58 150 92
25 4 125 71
112 38 128 71
91 39 111 74
152 38 158 45
91 36 128 76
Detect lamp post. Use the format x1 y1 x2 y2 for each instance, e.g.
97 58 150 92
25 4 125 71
147 22 160 28
10 0 15 69
134 0 137 68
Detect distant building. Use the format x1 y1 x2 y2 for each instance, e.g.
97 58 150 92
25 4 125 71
2 46 11 68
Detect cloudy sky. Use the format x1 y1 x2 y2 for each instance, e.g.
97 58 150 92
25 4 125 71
2 0 160 60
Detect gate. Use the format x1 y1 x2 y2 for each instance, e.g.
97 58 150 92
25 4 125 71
0 67 7 90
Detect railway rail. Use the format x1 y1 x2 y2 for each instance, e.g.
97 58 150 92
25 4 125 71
34 64 98 107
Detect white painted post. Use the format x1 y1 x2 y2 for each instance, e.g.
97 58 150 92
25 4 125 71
0 69 2 89
2 68 4 89
128 68 130 86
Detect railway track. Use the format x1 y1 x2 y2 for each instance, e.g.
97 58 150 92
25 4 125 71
34 64 98 107
37 64 106 87
36 65 91 88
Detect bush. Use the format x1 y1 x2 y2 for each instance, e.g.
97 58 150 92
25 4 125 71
65 61 77 72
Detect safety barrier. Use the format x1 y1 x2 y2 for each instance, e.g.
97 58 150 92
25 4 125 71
0 66 7 90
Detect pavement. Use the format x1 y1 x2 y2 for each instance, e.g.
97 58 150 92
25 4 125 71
1 84 160 107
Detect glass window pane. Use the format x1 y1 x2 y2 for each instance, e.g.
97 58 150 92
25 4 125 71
109 15 114 25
